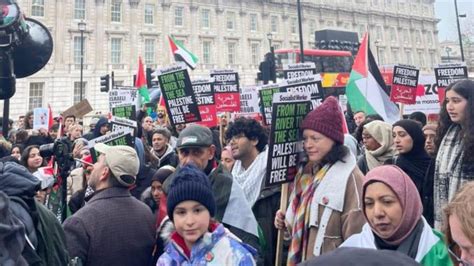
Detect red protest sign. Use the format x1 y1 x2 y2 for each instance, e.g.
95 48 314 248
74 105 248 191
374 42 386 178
211 70 241 112
390 65 419 105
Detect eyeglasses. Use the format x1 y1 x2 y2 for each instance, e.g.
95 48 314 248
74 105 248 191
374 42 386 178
448 243 473 266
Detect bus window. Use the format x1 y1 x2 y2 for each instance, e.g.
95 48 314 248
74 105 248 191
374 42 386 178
321 56 353 72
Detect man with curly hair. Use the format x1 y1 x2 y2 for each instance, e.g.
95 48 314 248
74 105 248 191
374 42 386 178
226 117 280 266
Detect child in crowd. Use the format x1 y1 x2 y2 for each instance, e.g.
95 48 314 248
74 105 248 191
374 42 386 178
157 164 256 265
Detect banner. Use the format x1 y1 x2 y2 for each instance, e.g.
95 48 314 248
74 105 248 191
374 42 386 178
111 104 136 121
434 63 468 103
109 89 138 110
192 78 218 128
390 65 420 105
211 69 241 112
240 87 260 114
33 108 49 130
283 62 317 79
158 63 201 127
403 75 440 115
88 128 135 162
265 92 311 188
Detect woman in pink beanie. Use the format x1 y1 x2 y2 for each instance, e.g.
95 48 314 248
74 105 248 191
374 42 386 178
341 165 452 265
274 96 365 265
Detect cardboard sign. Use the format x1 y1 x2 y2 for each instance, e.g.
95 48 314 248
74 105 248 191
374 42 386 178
265 92 312 188
240 87 260 114
283 62 317 79
211 70 241 112
62 99 93 118
434 63 468 103
158 63 201 127
403 75 440 115
88 129 135 162
390 65 420 105
109 89 138 110
111 104 136 121
192 78 217 128
33 108 49 130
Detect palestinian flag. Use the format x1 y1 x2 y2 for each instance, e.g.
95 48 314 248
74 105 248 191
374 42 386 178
168 35 198 70
346 33 399 124
135 57 151 104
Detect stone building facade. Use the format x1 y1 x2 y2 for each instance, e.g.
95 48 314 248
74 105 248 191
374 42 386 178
4 0 440 121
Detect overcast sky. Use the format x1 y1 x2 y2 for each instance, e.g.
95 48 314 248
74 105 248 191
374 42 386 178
435 0 473 41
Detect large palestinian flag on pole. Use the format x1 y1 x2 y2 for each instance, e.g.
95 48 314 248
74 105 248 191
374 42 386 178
346 33 399 124
168 35 198 70
135 56 151 104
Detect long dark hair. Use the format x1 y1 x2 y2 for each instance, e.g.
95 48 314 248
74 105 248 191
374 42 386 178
20 145 43 169
435 79 474 163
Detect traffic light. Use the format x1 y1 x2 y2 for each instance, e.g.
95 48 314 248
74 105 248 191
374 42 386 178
100 74 110 92
146 68 157 88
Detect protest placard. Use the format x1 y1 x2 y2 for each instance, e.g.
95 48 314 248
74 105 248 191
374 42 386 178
33 108 49 130
62 99 93 118
109 116 137 135
403 75 440 115
88 128 135 162
158 63 201 127
109 89 138 110
280 74 324 108
192 78 217 128
240 87 260 114
111 104 136 120
434 63 468 103
211 69 241 112
390 65 420 105
283 62 317 79
259 84 282 125
265 92 311 188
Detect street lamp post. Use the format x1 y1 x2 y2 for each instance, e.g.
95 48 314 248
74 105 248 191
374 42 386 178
445 46 452 63
297 0 304 63
267 32 273 52
78 20 86 101
454 0 465 62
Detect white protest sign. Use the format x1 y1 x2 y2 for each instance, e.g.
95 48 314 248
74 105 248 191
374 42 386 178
33 108 49 130
240 87 260 113
109 89 138 110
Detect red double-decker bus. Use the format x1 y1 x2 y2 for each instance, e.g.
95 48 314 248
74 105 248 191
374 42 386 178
274 48 354 95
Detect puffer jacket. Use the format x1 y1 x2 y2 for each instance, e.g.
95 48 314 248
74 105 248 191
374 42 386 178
157 223 256 265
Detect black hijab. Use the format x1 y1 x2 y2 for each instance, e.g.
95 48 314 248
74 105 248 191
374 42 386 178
393 119 431 193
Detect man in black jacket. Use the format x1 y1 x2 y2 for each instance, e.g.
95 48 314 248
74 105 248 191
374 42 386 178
149 128 178 169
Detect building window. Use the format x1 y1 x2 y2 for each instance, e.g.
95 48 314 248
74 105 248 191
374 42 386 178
249 14 258 32
144 4 154 25
390 27 397 42
144 39 155 65
74 0 85 20
379 48 385 65
73 36 85 65
376 26 383 42
291 18 297 34
251 43 260 66
403 29 410 44
73 81 87 104
418 50 425 67
358 24 366 39
391 49 398 64
309 19 316 35
31 0 44 17
226 12 235 30
405 49 412 65
271 16 278 33
227 42 236 65
111 1 121 22
202 41 211 64
415 30 422 44
201 9 210 29
111 38 122 64
29 82 44 110
427 31 433 45
429 52 435 67
174 6 184 27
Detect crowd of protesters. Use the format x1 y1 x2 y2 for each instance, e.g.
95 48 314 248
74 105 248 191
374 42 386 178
0 79 473 265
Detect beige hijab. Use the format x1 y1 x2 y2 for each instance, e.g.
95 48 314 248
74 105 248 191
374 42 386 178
364 120 395 170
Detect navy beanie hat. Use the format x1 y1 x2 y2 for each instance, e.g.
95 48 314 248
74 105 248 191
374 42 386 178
167 164 216 221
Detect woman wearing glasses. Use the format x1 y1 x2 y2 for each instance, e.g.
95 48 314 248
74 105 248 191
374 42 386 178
341 165 452 265
444 181 474 265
